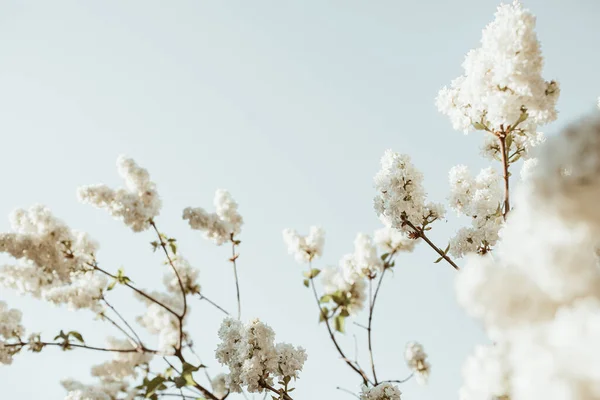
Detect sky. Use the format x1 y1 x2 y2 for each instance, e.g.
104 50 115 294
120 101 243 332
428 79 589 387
0 0 599 399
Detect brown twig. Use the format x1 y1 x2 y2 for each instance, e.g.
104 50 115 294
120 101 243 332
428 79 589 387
405 221 460 270
498 133 510 220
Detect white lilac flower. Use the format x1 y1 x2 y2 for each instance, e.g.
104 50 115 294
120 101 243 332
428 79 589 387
0 301 24 365
373 226 417 254
374 150 444 234
61 379 134 400
183 189 243 245
321 267 366 315
0 205 105 310
436 1 559 161
162 257 200 295
215 318 306 394
360 382 401 400
282 226 325 264
78 156 161 232
211 373 229 398
404 341 430 385
456 115 600 399
448 166 503 257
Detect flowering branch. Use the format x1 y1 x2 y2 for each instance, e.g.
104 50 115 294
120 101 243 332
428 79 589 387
404 220 460 270
229 234 242 320
6 340 160 354
307 262 373 386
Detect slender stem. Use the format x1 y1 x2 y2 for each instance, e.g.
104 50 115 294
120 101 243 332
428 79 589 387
367 268 387 385
498 133 510 220
230 237 241 320
307 263 373 386
91 262 180 317
150 220 187 351
99 312 138 346
102 297 143 345
198 294 230 316
336 387 360 399
405 221 460 270
260 380 294 400
8 340 159 354
173 350 219 400
381 372 414 384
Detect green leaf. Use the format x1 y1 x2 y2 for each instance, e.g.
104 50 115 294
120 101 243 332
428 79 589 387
319 307 328 323
145 376 166 398
434 256 443 264
68 331 85 344
334 315 346 333
107 280 117 291
319 294 332 303
303 279 309 288
169 241 177 255
302 268 321 279
380 252 390 261
472 121 487 131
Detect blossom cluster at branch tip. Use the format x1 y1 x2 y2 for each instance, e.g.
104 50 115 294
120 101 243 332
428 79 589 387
78 155 161 232
0 205 106 310
0 301 24 365
374 150 444 234
360 382 401 400
215 318 307 393
456 115 600 399
183 189 243 245
448 165 503 257
282 226 325 263
404 341 430 385
436 1 559 161
162 256 200 295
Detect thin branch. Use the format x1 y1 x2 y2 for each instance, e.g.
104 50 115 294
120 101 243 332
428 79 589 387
260 380 293 400
498 133 511 220
381 372 414 384
404 221 460 270
101 297 143 345
99 311 138 347
307 262 373 386
8 340 160 354
91 262 180 317
336 387 360 399
150 220 187 351
367 268 387 385
198 293 230 316
230 235 242 320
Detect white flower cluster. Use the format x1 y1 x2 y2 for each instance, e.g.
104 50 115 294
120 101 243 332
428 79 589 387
436 1 559 156
448 166 503 258
360 382 401 400
0 205 106 310
373 226 416 254
320 266 366 316
374 150 444 233
162 256 200 295
90 337 152 381
135 291 185 354
215 318 307 393
0 301 24 365
183 189 243 245
282 226 325 263
404 341 430 385
78 155 161 232
456 115 600 399
62 379 134 400
340 233 383 282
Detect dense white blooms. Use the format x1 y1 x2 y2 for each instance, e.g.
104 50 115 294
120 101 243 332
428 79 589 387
162 257 200 295
404 341 430 385
282 226 325 263
211 373 229 398
183 189 243 245
90 337 152 381
448 166 503 257
374 150 444 234
0 301 24 365
62 379 134 400
275 342 308 379
437 1 559 160
78 156 161 232
373 226 417 253
339 233 384 283
519 157 538 181
135 291 185 354
0 205 106 310
321 266 366 315
360 382 401 400
456 115 600 399
215 318 306 393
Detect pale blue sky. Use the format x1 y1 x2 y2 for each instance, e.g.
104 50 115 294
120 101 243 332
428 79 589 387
0 1 599 399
